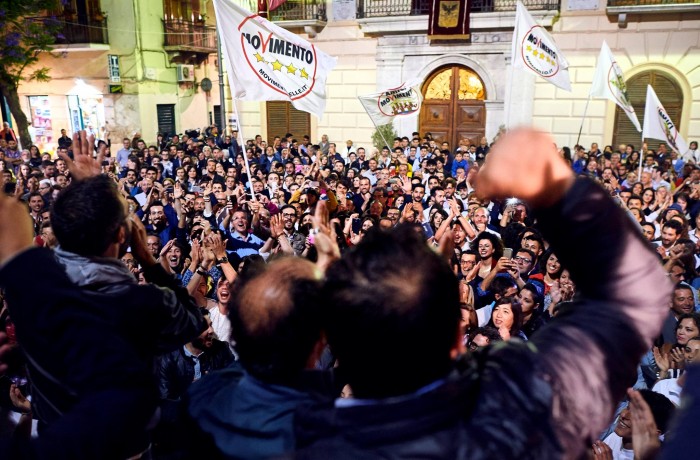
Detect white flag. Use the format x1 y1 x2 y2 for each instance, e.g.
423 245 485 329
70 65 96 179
358 81 423 126
643 85 688 155
213 0 337 119
511 1 571 91
590 41 641 132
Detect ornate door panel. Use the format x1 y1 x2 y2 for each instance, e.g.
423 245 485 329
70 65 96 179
420 65 486 150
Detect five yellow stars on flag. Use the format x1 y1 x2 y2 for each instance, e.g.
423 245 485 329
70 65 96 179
256 54 310 79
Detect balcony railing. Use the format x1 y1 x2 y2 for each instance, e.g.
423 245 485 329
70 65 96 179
608 0 698 5
26 16 108 45
359 0 560 18
268 0 327 22
163 18 217 53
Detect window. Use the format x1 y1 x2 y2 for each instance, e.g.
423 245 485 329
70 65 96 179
163 0 202 21
157 104 177 138
265 102 310 145
613 70 683 150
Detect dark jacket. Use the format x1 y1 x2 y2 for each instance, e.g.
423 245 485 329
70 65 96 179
0 248 158 459
186 367 339 459
53 247 205 358
294 179 673 459
158 340 234 403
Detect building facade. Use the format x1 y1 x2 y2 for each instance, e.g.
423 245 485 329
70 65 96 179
239 0 700 152
10 0 224 152
7 0 700 153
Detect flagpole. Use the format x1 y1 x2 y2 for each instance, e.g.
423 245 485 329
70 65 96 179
575 95 591 149
638 135 644 182
505 49 515 130
232 99 256 202
372 119 394 160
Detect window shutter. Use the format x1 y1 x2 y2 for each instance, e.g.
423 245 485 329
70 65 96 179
613 71 683 150
157 104 177 138
266 101 310 145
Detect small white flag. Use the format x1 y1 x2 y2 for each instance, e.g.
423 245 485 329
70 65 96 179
643 85 688 155
590 41 641 132
511 1 571 91
358 81 423 127
213 0 337 119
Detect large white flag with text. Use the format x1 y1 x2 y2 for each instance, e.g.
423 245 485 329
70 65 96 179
590 41 641 132
511 1 571 91
213 0 337 119
358 81 423 126
643 85 688 154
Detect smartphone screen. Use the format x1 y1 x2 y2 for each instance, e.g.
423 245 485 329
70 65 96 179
421 222 434 239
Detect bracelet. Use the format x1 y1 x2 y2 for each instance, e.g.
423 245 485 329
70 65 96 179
196 268 208 276
216 256 228 264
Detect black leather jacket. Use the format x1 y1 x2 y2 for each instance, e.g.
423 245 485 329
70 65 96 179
295 179 673 459
158 340 234 403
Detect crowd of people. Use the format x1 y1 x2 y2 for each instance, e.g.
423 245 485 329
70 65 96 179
0 121 698 459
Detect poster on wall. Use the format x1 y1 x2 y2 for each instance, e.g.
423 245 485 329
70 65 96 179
333 0 356 21
28 95 53 152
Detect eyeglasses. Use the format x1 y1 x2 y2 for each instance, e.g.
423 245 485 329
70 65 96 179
514 256 532 263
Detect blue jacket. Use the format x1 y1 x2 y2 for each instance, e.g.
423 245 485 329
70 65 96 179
187 366 339 459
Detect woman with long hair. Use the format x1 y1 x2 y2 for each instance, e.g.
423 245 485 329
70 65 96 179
488 296 526 341
528 249 563 294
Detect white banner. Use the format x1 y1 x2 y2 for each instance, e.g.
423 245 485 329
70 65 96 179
213 0 337 119
511 1 571 91
590 41 641 132
358 81 423 126
643 85 688 155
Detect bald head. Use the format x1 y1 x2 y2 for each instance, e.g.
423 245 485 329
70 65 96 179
229 257 324 383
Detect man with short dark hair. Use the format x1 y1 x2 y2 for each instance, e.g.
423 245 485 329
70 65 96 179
224 209 265 258
655 220 683 258
295 128 672 459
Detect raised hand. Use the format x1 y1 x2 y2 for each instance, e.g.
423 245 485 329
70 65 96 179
174 182 184 200
628 389 661 460
437 227 454 263
653 347 670 373
159 239 175 260
190 238 202 267
130 216 157 267
476 128 574 208
269 214 284 240
59 130 104 180
9 384 31 413
670 347 686 366
313 201 340 270
591 441 612 460
205 233 228 260
0 175 34 265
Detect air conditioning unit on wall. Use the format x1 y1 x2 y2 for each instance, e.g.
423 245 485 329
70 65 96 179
177 64 195 82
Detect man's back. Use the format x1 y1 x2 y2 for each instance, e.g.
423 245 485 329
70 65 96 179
0 248 157 459
296 344 556 459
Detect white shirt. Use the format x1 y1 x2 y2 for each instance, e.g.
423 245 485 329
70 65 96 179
602 432 634 460
652 378 682 406
209 306 231 344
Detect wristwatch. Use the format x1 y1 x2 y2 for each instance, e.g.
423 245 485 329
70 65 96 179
196 267 208 276
216 256 229 265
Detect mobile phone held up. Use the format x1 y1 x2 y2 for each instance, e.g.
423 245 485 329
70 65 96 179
351 218 362 234
503 247 513 259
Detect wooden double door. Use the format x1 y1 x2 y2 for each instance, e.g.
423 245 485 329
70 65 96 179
419 65 486 150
